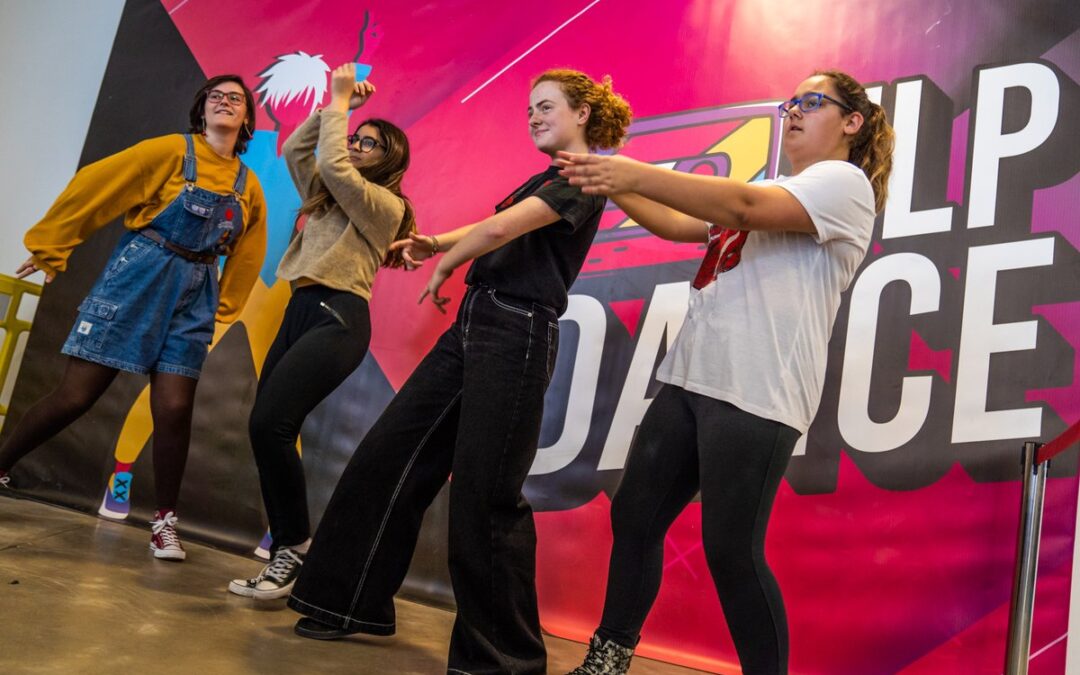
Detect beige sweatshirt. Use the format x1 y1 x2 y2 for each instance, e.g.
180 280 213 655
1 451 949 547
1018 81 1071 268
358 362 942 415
276 108 405 299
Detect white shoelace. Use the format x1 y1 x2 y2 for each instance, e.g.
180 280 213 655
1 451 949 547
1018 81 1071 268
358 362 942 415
151 512 181 549
263 547 303 583
0 474 10 487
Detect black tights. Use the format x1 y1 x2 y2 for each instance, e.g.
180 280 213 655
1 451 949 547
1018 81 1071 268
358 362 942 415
0 357 198 511
596 384 800 675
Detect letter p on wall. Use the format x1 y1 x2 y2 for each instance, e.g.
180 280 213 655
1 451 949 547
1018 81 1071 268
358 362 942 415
967 62 1060 229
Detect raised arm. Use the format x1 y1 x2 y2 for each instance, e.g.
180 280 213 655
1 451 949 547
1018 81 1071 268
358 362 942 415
558 152 814 234
281 110 323 199
315 67 405 248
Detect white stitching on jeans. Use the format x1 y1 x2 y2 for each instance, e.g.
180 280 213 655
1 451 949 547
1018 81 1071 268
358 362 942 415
488 289 533 317
347 390 464 619
289 596 396 626
463 288 480 345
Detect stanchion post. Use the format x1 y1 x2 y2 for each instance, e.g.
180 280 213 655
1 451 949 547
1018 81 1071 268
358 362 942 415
1004 441 1048 675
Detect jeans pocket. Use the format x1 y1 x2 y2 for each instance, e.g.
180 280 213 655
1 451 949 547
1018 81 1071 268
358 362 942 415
74 297 120 352
320 300 348 327
545 321 559 381
175 194 218 249
488 290 533 318
104 237 154 280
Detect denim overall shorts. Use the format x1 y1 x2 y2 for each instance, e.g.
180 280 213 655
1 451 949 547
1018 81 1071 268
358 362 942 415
62 135 248 379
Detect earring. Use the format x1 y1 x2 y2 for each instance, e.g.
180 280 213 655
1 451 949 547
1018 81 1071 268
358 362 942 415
242 121 253 140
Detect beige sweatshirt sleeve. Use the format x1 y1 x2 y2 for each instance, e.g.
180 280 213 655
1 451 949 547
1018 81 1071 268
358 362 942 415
281 110 323 200
315 109 405 253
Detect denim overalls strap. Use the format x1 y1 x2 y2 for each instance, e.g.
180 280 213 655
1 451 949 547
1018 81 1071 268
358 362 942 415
232 161 248 195
182 134 198 183
182 134 248 194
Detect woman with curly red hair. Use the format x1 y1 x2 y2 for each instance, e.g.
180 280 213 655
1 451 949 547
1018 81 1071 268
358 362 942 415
288 68 632 675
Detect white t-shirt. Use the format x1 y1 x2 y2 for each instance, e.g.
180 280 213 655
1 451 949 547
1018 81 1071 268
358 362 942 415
657 160 875 433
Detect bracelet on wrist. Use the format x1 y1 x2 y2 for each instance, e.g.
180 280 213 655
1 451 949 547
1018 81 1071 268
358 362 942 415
429 234 440 254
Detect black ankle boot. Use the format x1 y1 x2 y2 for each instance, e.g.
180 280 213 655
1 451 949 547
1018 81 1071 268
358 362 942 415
567 633 635 675
293 617 363 640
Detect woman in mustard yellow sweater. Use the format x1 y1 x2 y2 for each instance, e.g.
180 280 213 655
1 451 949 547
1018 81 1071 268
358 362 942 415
0 75 267 562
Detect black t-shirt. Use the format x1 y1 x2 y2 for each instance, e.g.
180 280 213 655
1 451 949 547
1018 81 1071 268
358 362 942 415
465 165 606 315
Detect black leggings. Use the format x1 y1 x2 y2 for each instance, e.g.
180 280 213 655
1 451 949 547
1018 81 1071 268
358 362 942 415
0 357 198 511
248 285 371 550
596 384 800 675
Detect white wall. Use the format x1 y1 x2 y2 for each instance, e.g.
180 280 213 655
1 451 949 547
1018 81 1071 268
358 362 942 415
0 0 125 421
0 0 126 276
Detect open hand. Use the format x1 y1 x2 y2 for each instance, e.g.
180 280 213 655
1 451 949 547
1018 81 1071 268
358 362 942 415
15 256 53 283
418 265 452 314
389 232 439 269
555 151 639 196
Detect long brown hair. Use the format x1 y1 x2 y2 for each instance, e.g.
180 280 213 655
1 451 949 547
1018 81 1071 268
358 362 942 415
297 118 416 267
188 75 257 155
531 69 633 150
817 70 895 213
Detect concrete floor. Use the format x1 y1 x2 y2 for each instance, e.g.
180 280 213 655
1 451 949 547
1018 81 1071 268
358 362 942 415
0 495 705 675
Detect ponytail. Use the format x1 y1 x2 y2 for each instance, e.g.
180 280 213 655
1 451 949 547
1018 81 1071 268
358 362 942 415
817 70 895 213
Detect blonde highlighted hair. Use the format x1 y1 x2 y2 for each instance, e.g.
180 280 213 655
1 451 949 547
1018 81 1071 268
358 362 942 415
531 69 633 150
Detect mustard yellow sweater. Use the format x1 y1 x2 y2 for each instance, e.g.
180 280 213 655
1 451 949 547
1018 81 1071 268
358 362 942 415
24 134 267 323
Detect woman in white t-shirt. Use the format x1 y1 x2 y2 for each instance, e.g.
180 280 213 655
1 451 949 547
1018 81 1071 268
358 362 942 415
557 70 894 675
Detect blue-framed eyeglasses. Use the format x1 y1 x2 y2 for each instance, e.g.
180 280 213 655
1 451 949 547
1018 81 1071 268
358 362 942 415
778 92 854 118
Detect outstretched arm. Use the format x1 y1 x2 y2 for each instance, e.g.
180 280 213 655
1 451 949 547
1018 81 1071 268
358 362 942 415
609 192 708 243
557 151 814 234
417 197 561 313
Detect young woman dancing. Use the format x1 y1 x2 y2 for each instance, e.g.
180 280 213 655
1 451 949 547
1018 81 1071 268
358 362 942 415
560 70 894 675
0 75 267 562
287 69 632 675
227 63 415 599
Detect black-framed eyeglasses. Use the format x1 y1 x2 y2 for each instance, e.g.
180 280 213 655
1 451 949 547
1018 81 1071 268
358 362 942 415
207 90 246 106
778 92 854 118
347 133 386 152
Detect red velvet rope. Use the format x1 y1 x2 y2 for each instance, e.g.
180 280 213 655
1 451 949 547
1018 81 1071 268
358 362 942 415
1037 419 1080 464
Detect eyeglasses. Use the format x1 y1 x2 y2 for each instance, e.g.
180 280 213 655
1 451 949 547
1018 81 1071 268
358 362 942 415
207 90 246 106
347 133 386 153
778 92 854 118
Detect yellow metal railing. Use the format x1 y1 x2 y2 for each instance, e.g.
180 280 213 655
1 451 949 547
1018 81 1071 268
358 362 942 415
0 274 42 418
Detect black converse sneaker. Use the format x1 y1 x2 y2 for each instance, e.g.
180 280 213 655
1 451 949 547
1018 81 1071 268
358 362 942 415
228 546 304 600
568 633 635 675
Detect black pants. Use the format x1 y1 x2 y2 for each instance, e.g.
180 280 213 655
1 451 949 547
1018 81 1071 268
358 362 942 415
596 384 800 675
289 286 558 675
249 285 371 551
